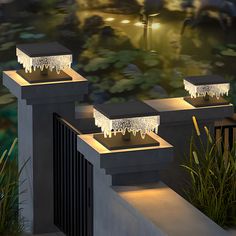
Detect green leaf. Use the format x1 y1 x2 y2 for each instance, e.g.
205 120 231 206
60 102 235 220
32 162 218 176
84 57 111 72
142 53 159 67
221 48 236 57
110 79 136 93
86 76 100 83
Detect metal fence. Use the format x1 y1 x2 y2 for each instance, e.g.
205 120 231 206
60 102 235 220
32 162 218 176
215 123 236 151
53 114 93 236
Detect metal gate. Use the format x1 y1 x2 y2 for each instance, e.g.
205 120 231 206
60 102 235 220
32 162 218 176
53 114 93 236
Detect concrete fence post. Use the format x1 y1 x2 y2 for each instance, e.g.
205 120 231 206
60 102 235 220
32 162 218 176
3 69 88 234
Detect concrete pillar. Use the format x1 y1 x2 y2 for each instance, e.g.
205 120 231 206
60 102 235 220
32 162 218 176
145 97 234 194
3 69 88 234
77 132 173 236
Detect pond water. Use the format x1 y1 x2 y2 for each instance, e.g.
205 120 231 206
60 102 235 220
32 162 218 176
0 2 236 150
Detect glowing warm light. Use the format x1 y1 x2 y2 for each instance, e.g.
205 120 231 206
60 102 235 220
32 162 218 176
184 80 230 99
121 20 130 24
16 48 72 74
134 22 144 27
151 23 161 29
105 17 115 22
149 13 160 17
94 109 160 139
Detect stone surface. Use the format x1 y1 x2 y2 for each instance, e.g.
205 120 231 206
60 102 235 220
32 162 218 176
92 165 166 236
3 69 88 104
145 97 234 124
77 132 173 185
116 182 228 236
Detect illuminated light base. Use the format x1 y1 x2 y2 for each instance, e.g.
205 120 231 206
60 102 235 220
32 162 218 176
94 132 160 150
184 96 230 107
17 69 72 83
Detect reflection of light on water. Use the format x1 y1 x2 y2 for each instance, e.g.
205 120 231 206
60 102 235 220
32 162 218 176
105 17 115 22
134 22 161 29
151 23 161 29
121 20 130 24
134 22 143 27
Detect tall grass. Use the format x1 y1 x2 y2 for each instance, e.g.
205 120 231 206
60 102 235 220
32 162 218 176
182 116 236 228
0 139 24 235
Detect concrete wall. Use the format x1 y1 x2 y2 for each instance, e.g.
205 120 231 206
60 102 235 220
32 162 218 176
93 167 166 236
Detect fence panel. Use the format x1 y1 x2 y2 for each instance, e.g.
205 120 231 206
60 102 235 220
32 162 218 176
53 114 93 236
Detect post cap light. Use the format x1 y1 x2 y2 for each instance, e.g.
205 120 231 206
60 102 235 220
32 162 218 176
16 42 72 73
93 101 160 150
16 42 73 83
183 75 230 107
94 101 160 138
184 75 230 99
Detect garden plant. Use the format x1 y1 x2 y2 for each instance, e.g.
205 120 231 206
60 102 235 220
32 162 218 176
182 116 236 228
0 139 24 235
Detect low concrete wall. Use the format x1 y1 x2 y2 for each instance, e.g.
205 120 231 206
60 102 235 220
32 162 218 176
93 167 166 236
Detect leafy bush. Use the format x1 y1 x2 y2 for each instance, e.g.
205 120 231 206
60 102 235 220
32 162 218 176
182 116 236 228
0 139 23 235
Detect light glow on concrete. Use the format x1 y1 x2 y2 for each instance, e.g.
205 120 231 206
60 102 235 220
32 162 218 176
116 183 227 236
77 132 172 154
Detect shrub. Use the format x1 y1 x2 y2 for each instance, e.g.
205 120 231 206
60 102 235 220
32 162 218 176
0 139 24 235
182 116 236 228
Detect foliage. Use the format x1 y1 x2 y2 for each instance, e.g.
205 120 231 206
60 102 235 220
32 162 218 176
78 27 181 103
214 44 236 57
182 117 236 228
0 104 17 154
0 139 23 235
40 0 58 11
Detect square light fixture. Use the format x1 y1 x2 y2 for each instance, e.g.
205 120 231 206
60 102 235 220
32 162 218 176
183 75 230 107
93 101 160 150
16 42 72 83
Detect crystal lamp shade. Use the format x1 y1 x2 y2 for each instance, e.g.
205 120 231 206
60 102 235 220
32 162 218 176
16 42 72 73
93 101 160 139
183 75 230 99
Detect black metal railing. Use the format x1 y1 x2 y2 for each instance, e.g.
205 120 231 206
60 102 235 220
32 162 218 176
53 114 93 236
215 122 236 151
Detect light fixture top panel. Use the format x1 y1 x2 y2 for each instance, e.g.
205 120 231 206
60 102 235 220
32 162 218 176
184 75 228 86
16 42 72 57
94 100 159 119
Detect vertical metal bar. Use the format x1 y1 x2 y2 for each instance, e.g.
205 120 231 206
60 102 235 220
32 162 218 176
229 127 233 150
53 114 94 236
70 130 73 236
65 127 69 235
53 115 56 225
79 152 83 236
59 121 64 229
74 137 79 236
84 160 88 236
